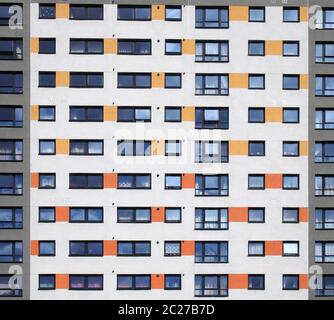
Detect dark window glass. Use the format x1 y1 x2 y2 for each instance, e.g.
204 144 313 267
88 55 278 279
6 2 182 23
248 208 265 223
69 241 103 256
165 107 181 122
315 208 334 229
249 7 265 22
39 275 55 290
195 107 229 129
39 106 55 121
39 140 55 155
248 275 265 290
248 108 265 123
195 141 228 163
195 275 228 297
0 72 23 93
248 175 265 189
283 41 299 56
165 275 181 290
39 241 55 256
117 207 151 223
117 275 151 290
0 140 23 161
39 38 56 54
164 73 181 89
118 73 151 88
283 75 300 90
117 107 151 122
39 207 55 223
195 7 229 28
0 274 22 296
165 6 181 21
118 39 151 55
315 275 334 296
70 39 103 54
195 41 229 62
315 175 334 196
0 4 22 25
195 74 229 95
248 141 265 156
70 275 103 290
69 106 103 122
0 174 22 195
39 72 55 87
118 174 151 189
0 38 23 60
283 108 299 123
248 241 264 256
283 7 299 22
118 241 151 256
195 208 228 230
70 140 103 155
70 5 103 20
248 41 265 56
315 109 334 129
70 73 104 88
195 175 229 196
39 4 55 19
282 208 299 223
117 5 151 21
70 208 103 223
0 207 22 229
249 74 265 89
0 241 22 262
283 275 299 290
195 241 228 263
0 106 22 127
316 75 334 96
316 42 334 63
283 142 299 157
39 173 55 189
69 174 103 189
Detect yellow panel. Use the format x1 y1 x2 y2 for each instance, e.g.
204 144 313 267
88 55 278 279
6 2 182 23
152 5 165 20
265 40 282 56
152 140 164 155
104 106 117 121
182 40 195 55
30 105 38 120
300 7 309 22
300 141 308 156
152 72 164 88
229 73 248 88
104 39 117 54
182 106 195 121
31 38 39 53
56 3 69 19
56 72 69 87
230 6 248 21
229 141 248 155
56 139 69 155
300 74 308 89
265 107 282 123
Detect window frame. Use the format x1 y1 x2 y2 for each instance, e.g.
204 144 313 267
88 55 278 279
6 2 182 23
248 74 265 90
282 174 300 190
195 6 229 29
69 241 103 257
38 240 56 257
195 74 229 96
195 241 228 263
195 207 228 230
248 174 265 190
69 4 104 21
165 107 181 122
117 241 151 257
248 141 265 156
282 141 300 157
165 174 182 190
69 173 104 190
69 72 104 89
283 74 300 90
283 7 300 23
117 39 151 55
38 207 55 223
117 73 152 89
248 274 265 290
117 207 151 224
282 274 299 290
195 40 229 62
282 241 300 257
248 107 265 123
38 274 56 290
117 174 151 190
69 38 104 55
0 207 23 229
248 6 266 22
69 140 104 156
248 241 265 257
69 274 103 291
283 41 300 57
38 105 55 122
117 5 152 21
38 173 56 190
69 106 103 122
195 174 229 196
69 207 103 223
165 5 182 21
117 275 151 290
38 139 56 155
164 73 182 89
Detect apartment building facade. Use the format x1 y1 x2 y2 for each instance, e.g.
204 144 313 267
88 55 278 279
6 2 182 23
0 0 332 300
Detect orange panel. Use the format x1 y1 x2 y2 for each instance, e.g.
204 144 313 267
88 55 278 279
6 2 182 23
104 173 117 188
300 7 309 22
300 74 308 89
265 107 282 122
265 174 282 189
104 105 117 121
182 174 195 189
56 274 69 289
265 241 282 256
103 240 117 256
182 40 195 55
265 40 282 56
300 141 308 156
151 274 165 289
299 274 308 289
229 141 248 155
56 207 69 222
229 274 248 289
56 3 69 19
30 105 38 120
299 208 309 222
182 106 195 121
229 6 248 21
181 241 195 256
152 72 164 88
104 39 117 54
152 140 164 155
30 240 38 256
229 73 248 88
31 38 39 53
31 173 39 188
152 207 164 222
229 207 248 222
56 139 69 155
152 5 165 20
56 72 69 87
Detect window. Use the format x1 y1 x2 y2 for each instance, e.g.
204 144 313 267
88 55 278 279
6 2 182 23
69 174 103 189
69 241 103 256
316 175 334 196
283 175 299 190
195 74 228 95
249 108 265 123
118 73 151 88
315 142 334 162
249 7 265 22
283 108 299 123
0 241 22 262
39 275 55 290
39 38 56 54
195 208 228 230
117 5 151 21
316 109 334 129
39 241 55 256
118 241 151 256
164 241 181 256
249 74 265 89
283 41 299 57
248 275 265 290
69 106 103 122
118 39 151 55
38 207 55 223
195 41 229 62
283 75 300 90
69 275 103 290
248 141 265 156
118 174 151 189
283 275 299 290
165 208 181 223
117 208 151 223
283 241 299 256
70 140 103 156
0 106 22 127
0 275 22 296
38 72 55 88
0 4 22 25
117 275 151 290
70 73 104 88
39 173 55 189
0 38 23 60
0 207 22 229
70 5 103 20
117 107 151 122
315 208 334 230
195 7 229 28
195 107 229 129
165 40 181 55
248 208 265 223
283 142 299 157
165 174 181 190
316 8 334 29
70 39 104 54
165 140 181 156
316 75 334 96
70 208 103 223
195 275 228 297
39 140 55 155
0 72 23 93
165 275 181 290
248 174 265 190
117 140 151 156
248 41 265 56
39 4 55 19
165 6 181 21
195 175 228 196
316 42 334 63
282 208 299 223
39 106 55 121
315 275 334 296
195 241 228 263
165 73 181 88
248 241 264 256
165 107 181 122
0 174 22 195
195 141 228 163
315 242 334 263
0 140 23 161
283 7 299 22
